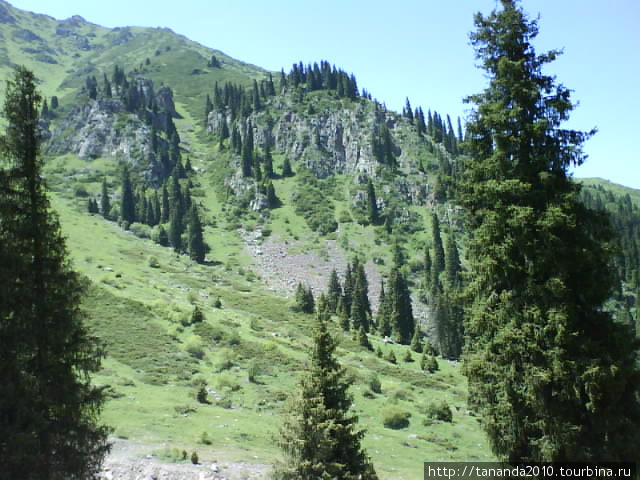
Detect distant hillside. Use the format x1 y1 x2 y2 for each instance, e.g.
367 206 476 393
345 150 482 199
0 0 265 120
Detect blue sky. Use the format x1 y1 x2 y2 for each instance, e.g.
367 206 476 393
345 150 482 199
10 0 640 189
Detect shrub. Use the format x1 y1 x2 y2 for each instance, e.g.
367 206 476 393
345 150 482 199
403 349 413 362
381 406 411 429
426 400 453 423
148 256 160 268
217 348 235 371
184 336 204 359
190 451 198 465
129 222 152 239
384 350 397 364
368 374 382 394
217 373 241 392
247 360 261 383
196 385 209 404
200 431 212 445
73 184 89 197
191 306 204 324
421 353 439 373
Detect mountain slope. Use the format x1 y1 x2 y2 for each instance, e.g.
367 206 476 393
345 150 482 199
2 1 639 478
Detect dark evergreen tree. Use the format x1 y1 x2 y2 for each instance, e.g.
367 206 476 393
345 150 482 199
161 183 170 223
241 123 254 177
168 175 184 252
157 225 169 247
187 206 206 263
444 233 461 288
295 282 315 314
204 94 213 126
266 181 278 208
40 98 49 119
431 213 445 290
410 327 423 353
263 145 274 178
349 288 367 332
403 97 414 123
366 178 379 225
358 326 372 351
376 281 392 337
326 269 342 314
120 166 135 224
274 318 378 480
282 156 293 177
0 66 110 480
422 247 432 294
387 268 414 344
208 54 221 68
460 0 640 462
101 177 111 219
50 95 59 110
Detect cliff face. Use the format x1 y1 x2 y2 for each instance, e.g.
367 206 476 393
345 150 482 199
208 98 401 180
45 77 178 182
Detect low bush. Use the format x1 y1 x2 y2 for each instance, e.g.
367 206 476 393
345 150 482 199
382 406 411 429
425 400 453 423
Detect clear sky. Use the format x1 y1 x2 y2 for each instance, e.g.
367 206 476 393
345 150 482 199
9 0 640 189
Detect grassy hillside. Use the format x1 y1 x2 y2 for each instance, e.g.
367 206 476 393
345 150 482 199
46 177 494 479
0 0 266 120
4 1 640 477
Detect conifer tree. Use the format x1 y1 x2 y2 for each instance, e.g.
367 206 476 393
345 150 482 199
120 166 135 224
266 181 278 208
422 247 432 294
157 225 169 247
274 318 377 480
161 183 170 223
326 269 342 314
461 0 640 462
431 213 445 289
376 281 392 338
410 327 423 353
387 267 415 344
187 205 206 263
204 94 213 126
366 178 379 225
101 177 111 219
241 123 254 177
444 233 461 288
0 66 110 479
263 145 274 178
282 156 293 177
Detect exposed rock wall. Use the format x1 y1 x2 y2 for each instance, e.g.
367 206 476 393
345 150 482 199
208 101 396 179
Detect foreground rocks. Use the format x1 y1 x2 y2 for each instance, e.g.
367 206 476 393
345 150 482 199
99 440 269 480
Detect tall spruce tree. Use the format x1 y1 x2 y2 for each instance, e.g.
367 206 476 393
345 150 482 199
366 178 379 225
387 267 415 344
326 268 342 314
100 177 110 219
274 317 377 480
120 165 135 224
0 66 110 479
431 213 445 289
461 0 640 462
187 205 206 263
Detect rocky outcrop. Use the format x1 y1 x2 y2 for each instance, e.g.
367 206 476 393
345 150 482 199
47 98 153 165
208 99 395 180
45 77 178 182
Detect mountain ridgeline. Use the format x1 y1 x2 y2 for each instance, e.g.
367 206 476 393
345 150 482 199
1 0 639 477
